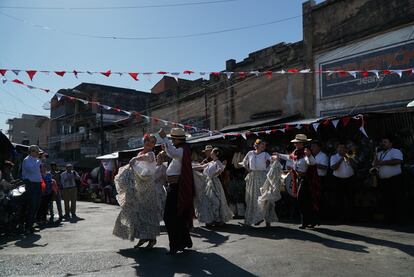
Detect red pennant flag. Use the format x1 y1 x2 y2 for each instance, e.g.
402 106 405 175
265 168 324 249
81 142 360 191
184 124 192 129
172 122 178 128
0 69 7 76
73 70 78 78
183 70 194 75
341 117 350 127
113 106 121 113
101 70 111 77
68 96 75 101
26 70 37 81
361 71 369 77
322 119 331 126
339 71 348 77
238 72 247 78
12 79 24 85
157 71 168 75
128 72 139 81
43 89 50 93
152 117 159 124
211 72 221 77
55 71 66 77
287 69 299 73
134 112 141 122
285 124 291 130
382 70 391 75
264 71 273 79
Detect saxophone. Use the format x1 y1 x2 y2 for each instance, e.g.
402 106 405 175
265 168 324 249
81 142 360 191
369 147 379 187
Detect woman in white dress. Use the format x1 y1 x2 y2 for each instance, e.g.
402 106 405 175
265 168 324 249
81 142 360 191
195 148 233 227
242 139 272 226
113 134 160 249
154 151 167 222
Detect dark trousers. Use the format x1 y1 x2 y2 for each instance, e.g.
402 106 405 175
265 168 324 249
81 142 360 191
163 184 192 251
297 176 318 226
333 176 354 222
378 174 402 223
38 193 53 221
25 181 42 229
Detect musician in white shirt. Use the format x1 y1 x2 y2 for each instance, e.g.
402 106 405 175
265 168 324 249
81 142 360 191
311 141 330 218
330 143 355 222
373 137 403 223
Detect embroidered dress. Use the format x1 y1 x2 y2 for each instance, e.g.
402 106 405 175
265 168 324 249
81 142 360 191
197 160 233 224
113 152 160 241
258 160 283 223
154 164 167 221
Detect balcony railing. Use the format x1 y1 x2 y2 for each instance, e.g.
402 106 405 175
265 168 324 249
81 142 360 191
48 132 89 144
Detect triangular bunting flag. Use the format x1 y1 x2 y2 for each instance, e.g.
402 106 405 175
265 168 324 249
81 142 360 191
55 71 66 77
251 71 260 77
225 72 232 79
312 122 320 131
300 69 311 73
101 70 111 77
157 71 168 75
129 72 139 81
279 129 285 133
332 119 340 128
101 105 111 110
56 93 63 101
348 71 357 78
241 133 247 140
2 79 7 84
27 85 35 89
359 126 369 138
26 70 37 81
183 70 194 75
12 79 24 85
123 110 131 116
391 70 403 78
80 99 89 105
264 71 273 79
369 70 379 78
265 130 271 134
0 69 6 76
12 70 20 76
87 71 93 75
342 117 350 126
73 70 78 78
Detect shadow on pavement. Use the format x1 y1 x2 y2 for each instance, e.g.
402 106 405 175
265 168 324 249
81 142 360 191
69 216 85 224
223 224 369 253
14 234 48 248
314 227 414 257
190 227 230 248
119 248 257 277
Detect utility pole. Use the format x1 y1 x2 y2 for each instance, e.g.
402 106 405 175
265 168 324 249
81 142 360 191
204 87 208 128
100 106 104 155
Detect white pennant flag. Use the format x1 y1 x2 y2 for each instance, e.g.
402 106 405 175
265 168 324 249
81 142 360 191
80 99 89 105
241 133 247 140
279 129 285 133
391 70 403 78
312 122 320 131
56 93 63 101
296 124 302 129
251 71 260 77
265 130 271 134
332 119 340 128
101 105 111 110
123 110 131 116
208 131 213 137
348 71 358 78
162 120 168 126
300 69 311 73
2 79 7 84
178 123 184 128
359 126 369 138
86 71 93 75
12 70 20 76
225 72 233 79
370 70 380 78
199 72 206 76
254 132 259 136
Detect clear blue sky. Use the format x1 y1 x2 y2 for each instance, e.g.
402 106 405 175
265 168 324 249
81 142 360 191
0 0 323 133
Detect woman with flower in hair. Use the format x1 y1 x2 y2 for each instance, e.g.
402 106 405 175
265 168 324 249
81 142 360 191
113 134 160 249
242 139 272 226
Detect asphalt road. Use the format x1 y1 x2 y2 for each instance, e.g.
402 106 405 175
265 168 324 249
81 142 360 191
0 201 413 277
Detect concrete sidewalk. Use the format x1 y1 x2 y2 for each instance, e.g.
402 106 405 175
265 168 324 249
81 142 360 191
0 201 413 276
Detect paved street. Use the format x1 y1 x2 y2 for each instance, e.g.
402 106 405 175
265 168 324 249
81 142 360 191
0 201 413 277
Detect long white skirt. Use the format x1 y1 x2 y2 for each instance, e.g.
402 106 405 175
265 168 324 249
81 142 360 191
113 165 160 241
197 176 233 224
258 160 283 223
244 170 267 225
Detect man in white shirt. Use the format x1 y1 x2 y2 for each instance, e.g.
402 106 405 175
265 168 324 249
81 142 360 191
330 142 355 222
159 128 194 255
60 164 80 220
374 137 403 223
311 141 330 218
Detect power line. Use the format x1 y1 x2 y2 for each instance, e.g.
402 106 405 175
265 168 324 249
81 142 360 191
0 10 301 40
0 0 242 10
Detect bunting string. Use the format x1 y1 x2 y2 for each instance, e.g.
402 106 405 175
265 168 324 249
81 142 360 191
0 68 412 82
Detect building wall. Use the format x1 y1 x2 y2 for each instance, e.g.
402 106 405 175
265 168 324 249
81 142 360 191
311 13 414 115
303 0 414 117
7 114 47 145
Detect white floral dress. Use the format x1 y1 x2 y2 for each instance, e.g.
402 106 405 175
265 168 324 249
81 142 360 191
258 160 283 223
154 164 167 221
113 152 160 241
197 160 233 224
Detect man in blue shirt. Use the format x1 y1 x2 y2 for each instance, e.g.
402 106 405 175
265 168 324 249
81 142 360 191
22 145 42 233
